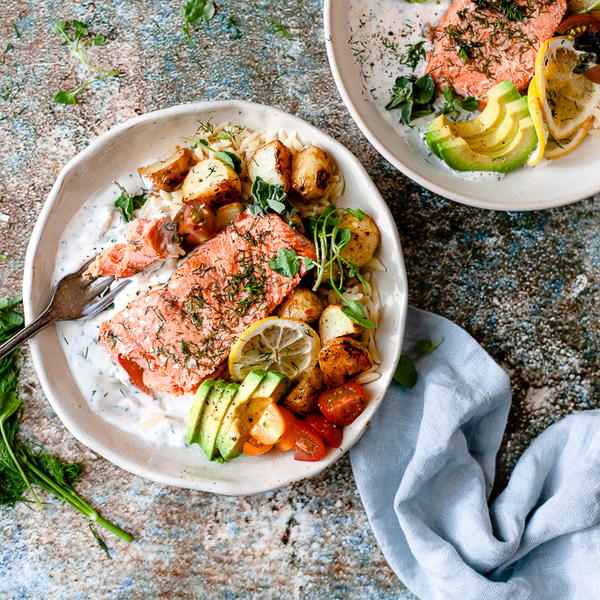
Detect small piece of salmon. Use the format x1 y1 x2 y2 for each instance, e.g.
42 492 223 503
99 213 316 395
427 0 567 100
85 215 180 279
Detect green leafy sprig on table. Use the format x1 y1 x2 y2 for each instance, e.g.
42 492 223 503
437 86 479 118
267 18 292 38
394 338 444 388
0 297 132 544
385 74 435 124
51 20 119 105
181 0 216 45
114 183 147 222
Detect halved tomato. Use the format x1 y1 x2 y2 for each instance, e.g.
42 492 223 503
318 382 368 427
274 407 299 451
243 437 273 456
176 203 216 247
556 14 600 36
293 422 326 462
304 413 343 448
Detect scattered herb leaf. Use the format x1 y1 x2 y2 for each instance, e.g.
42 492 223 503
193 138 242 174
385 74 435 124
181 0 216 45
399 41 426 71
437 86 478 117
269 248 300 278
114 183 147 222
267 18 291 38
248 177 296 218
394 338 444 388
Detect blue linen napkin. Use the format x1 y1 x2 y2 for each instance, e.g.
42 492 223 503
350 307 600 600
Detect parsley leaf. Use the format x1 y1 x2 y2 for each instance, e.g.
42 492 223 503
248 177 296 218
114 183 147 222
385 74 435 124
393 338 444 388
269 248 300 278
267 18 291 37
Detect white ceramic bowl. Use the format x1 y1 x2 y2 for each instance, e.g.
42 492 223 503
23 101 407 495
325 0 600 211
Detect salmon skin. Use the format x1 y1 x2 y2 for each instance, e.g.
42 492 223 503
99 213 316 396
427 0 567 101
85 215 180 279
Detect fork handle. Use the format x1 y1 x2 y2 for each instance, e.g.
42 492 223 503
0 313 54 362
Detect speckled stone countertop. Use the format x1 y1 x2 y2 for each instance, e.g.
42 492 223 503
0 1 598 599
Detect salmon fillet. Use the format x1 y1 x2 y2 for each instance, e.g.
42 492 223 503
85 215 180 279
427 0 567 100
99 213 316 395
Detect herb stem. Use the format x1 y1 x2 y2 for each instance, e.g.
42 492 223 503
579 0 600 12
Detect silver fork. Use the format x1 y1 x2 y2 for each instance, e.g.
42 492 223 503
0 258 129 361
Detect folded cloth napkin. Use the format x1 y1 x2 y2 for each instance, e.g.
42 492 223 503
351 307 600 600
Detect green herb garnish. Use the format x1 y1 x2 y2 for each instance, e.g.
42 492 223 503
574 52 594 74
193 138 242 174
248 177 296 218
394 338 444 387
269 248 300 278
304 206 375 329
51 20 119 105
226 16 242 40
437 86 478 117
181 0 216 45
267 18 291 38
399 41 426 71
114 183 147 222
0 297 132 543
385 74 435 124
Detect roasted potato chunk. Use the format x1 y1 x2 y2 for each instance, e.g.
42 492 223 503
277 289 323 323
283 365 324 415
138 148 196 192
318 337 372 387
181 158 241 206
319 305 362 343
248 140 293 192
339 212 380 268
215 202 244 231
292 145 334 202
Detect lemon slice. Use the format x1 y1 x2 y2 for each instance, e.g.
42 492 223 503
545 117 594 159
229 317 320 381
534 36 600 140
527 78 548 166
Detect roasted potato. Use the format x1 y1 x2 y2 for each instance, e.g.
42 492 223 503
319 305 362 343
181 158 241 206
318 336 372 387
248 140 293 192
215 202 244 231
138 147 196 192
338 212 380 268
277 289 323 323
283 365 324 415
291 145 334 202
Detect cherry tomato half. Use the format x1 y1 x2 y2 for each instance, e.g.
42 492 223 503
274 407 299 451
176 203 216 247
243 436 273 456
293 422 326 462
318 382 368 427
304 413 343 448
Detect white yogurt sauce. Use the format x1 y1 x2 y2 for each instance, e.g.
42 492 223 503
53 185 194 448
348 0 504 183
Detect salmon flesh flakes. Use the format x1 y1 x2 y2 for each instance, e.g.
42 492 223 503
427 0 567 100
99 213 316 395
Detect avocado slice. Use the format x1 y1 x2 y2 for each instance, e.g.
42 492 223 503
198 382 240 461
436 117 538 173
185 379 216 445
217 371 290 461
216 370 267 461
